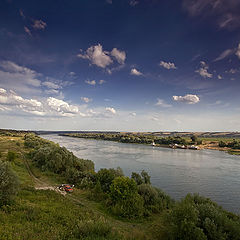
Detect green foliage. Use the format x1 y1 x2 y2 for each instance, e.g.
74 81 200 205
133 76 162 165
131 170 151 185
219 139 240 149
191 135 198 143
109 176 144 218
137 184 173 214
25 134 94 186
72 218 121 240
0 152 2 158
0 160 19 206
131 172 143 185
65 132 190 146
141 170 151 184
96 167 123 193
6 151 17 162
219 141 227 147
163 194 240 240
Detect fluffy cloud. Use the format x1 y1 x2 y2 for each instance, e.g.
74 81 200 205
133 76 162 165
130 68 143 76
0 61 41 93
81 97 92 103
0 88 44 116
159 61 177 70
111 48 126 64
32 19 47 30
78 44 113 68
47 97 79 116
85 80 96 86
105 107 116 114
173 94 200 104
195 61 212 78
77 44 126 69
155 98 172 107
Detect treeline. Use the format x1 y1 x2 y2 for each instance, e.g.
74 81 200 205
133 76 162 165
22 134 240 239
219 140 240 149
25 134 94 182
63 133 202 146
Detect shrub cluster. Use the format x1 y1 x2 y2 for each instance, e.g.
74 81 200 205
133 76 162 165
0 160 19 206
25 134 94 186
162 194 240 240
219 140 240 149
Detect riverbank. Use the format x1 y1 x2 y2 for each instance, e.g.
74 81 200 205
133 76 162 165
60 132 240 155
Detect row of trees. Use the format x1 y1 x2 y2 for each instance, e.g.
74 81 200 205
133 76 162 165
65 133 202 146
25 134 94 184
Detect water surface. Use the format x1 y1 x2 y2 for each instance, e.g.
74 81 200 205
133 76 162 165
42 134 240 213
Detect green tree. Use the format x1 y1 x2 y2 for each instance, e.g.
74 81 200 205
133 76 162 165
141 170 151 184
6 151 17 162
131 172 143 185
0 160 19 206
191 135 198 143
96 168 123 193
110 176 144 218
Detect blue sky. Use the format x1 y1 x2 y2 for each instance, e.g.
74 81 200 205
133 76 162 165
0 0 240 131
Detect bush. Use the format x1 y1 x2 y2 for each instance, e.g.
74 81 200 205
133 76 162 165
219 141 227 147
163 194 240 240
7 151 17 162
131 170 151 185
96 168 123 193
0 160 19 206
109 176 144 218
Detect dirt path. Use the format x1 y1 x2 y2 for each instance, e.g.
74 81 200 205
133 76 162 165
20 151 66 195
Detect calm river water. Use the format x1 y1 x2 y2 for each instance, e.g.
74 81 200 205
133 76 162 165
42 134 240 213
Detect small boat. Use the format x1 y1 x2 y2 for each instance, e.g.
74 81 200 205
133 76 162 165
151 141 156 146
189 145 199 150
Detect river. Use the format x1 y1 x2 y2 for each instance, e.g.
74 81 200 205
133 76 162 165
42 134 240 213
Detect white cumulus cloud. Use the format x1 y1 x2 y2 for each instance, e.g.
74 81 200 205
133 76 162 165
195 61 212 78
105 107 116 114
77 44 113 68
173 94 200 104
85 80 96 86
111 48 126 64
47 97 79 115
130 68 143 76
77 44 126 69
159 61 177 69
